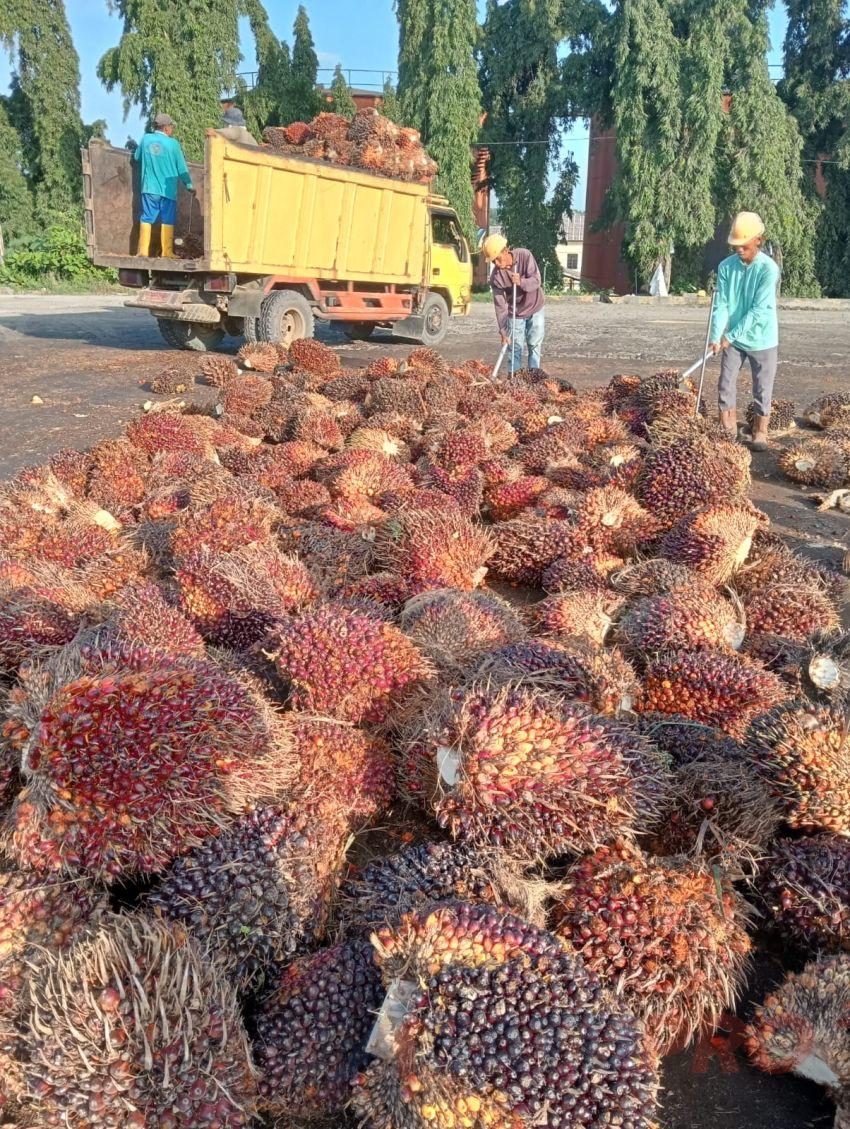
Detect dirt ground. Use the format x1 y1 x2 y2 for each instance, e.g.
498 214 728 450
0 292 846 1128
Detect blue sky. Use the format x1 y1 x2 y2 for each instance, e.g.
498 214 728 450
1 0 788 212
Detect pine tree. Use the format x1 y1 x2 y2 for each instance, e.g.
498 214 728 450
286 5 321 124
98 0 247 162
381 76 401 122
0 0 86 220
242 0 292 134
479 0 575 281
0 97 34 240
330 64 356 119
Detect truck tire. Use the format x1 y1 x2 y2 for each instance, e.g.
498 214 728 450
156 317 225 352
341 322 376 340
242 316 260 344
258 289 315 346
417 292 449 346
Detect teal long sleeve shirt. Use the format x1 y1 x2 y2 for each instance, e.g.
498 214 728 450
709 251 780 352
134 130 193 201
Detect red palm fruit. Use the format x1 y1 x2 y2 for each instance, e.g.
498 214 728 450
637 435 751 524
364 355 404 379
406 346 446 377
745 701 850 835
367 376 428 420
24 914 258 1126
170 494 278 558
640 648 789 737
102 580 205 656
631 710 746 765
607 372 643 407
237 340 279 372
476 413 518 454
346 425 410 461
433 428 489 470
259 472 331 516
176 544 317 648
518 424 588 474
0 591 81 674
542 549 623 592
732 536 847 604
218 409 267 439
529 588 624 646
424 462 484 516
659 502 764 584
402 684 670 859
288 716 395 824
746 397 796 435
743 580 841 644
758 836 850 951
382 485 462 516
608 558 703 597
279 521 375 589
288 337 341 377
125 411 209 457
375 506 494 590
485 473 550 520
6 640 293 879
325 450 413 504
804 391 850 427
221 373 274 418
291 407 344 450
148 365 191 394
488 514 576 587
329 400 364 437
85 438 148 511
255 939 383 1121
364 409 422 444
336 570 415 610
616 584 745 654
570 485 661 556
322 370 370 401
200 353 240 387
553 847 751 1055
48 448 91 495
268 601 431 723
399 588 526 672
268 439 325 477
149 801 351 992
319 496 387 530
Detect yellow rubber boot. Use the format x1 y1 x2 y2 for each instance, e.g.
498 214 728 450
136 222 152 256
160 224 175 258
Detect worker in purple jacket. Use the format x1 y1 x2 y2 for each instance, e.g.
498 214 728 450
482 234 545 371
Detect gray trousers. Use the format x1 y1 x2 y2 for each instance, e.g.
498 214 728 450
718 345 778 416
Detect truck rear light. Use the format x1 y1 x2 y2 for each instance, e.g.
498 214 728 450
204 274 236 293
118 269 147 288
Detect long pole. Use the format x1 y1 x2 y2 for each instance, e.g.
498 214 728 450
509 279 518 376
694 289 716 418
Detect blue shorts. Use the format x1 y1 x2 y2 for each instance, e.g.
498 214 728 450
140 193 177 225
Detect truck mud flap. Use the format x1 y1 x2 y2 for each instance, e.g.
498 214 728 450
391 314 425 339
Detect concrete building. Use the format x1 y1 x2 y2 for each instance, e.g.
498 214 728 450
557 211 585 290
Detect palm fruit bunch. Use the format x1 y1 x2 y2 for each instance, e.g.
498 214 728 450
23 914 258 1127
746 398 796 434
148 801 350 992
221 372 274 418
338 839 547 935
4 638 291 879
786 631 850 706
125 410 210 457
778 437 850 488
630 711 745 765
488 514 578 587
659 502 763 584
484 473 549 521
399 588 526 673
609 558 701 597
84 437 149 512
553 845 752 1055
281 520 375 589
568 485 659 557
804 391 850 427
745 701 850 835
639 648 788 737
237 340 280 373
99 579 205 656
401 683 670 859
254 938 383 1122
742 579 841 656
169 493 278 557
375 506 495 590
287 716 395 824
757 836 850 951
747 954 850 1115
199 354 239 388
175 543 317 648
474 638 640 715
636 435 750 525
354 901 660 1129
615 583 745 654
148 366 191 395
288 337 341 377
0 587 81 675
347 424 410 460
542 547 624 592
367 375 428 420
323 449 413 505
267 601 431 723
732 534 847 600
525 588 623 646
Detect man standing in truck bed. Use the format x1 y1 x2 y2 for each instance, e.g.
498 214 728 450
134 112 195 258
482 234 545 372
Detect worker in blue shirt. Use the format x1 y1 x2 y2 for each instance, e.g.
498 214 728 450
709 211 780 451
134 112 195 258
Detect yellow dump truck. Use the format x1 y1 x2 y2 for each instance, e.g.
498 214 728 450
83 132 473 351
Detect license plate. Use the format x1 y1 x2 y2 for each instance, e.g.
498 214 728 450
143 289 185 307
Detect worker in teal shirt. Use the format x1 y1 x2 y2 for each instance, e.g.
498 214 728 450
133 112 194 258
709 211 780 451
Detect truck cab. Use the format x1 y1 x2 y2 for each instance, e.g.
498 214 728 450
430 205 473 318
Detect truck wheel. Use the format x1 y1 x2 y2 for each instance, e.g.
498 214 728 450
341 322 376 340
417 293 449 346
156 318 225 352
258 290 315 346
242 316 260 344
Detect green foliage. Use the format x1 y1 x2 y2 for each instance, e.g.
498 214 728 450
0 97 34 241
479 0 577 280
0 223 115 287
0 0 86 220
286 5 321 124
396 0 481 241
330 64 356 119
242 1 291 133
381 76 401 123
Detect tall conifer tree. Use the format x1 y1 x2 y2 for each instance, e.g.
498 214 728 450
330 64 356 119
381 76 401 123
286 5 321 124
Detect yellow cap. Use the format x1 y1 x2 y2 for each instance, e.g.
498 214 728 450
728 211 765 246
481 233 508 261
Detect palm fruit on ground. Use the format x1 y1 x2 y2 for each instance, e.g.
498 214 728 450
221 373 274 418
0 589 81 675
658 502 764 584
367 375 428 421
148 801 350 993
84 438 148 511
48 447 91 495
568 485 660 556
375 506 494 590
432 428 490 470
288 338 342 378
636 435 751 525
254 939 383 1121
742 579 841 650
218 409 267 439
644 412 731 449
322 370 370 402
324 449 414 505
268 601 431 724
23 914 258 1127
364 355 405 379
265 438 326 478
553 846 752 1055
176 543 317 648
615 583 745 654
473 638 641 715
475 413 518 455
786 631 850 705
746 398 796 434
319 495 388 530
149 366 192 394
169 493 279 558
290 406 345 450
125 410 210 457
280 521 375 589
406 346 447 376
425 462 485 517
484 473 550 520
346 425 410 461
732 537 847 604
630 711 745 764
337 570 416 612
237 340 279 373
609 558 705 597
4 638 292 879
100 579 205 656
778 437 850 487
200 353 239 387
401 684 670 859
399 588 526 673
758 835 850 952
354 901 660 1129
541 548 624 592
527 588 623 646
745 701 850 835
639 648 789 737
804 391 850 428
488 514 577 587
747 954 850 1124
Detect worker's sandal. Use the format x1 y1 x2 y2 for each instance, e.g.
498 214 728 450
136 222 152 256
160 224 175 258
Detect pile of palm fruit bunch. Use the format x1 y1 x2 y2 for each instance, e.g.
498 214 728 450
0 339 849 1129
777 392 850 510
262 107 438 183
